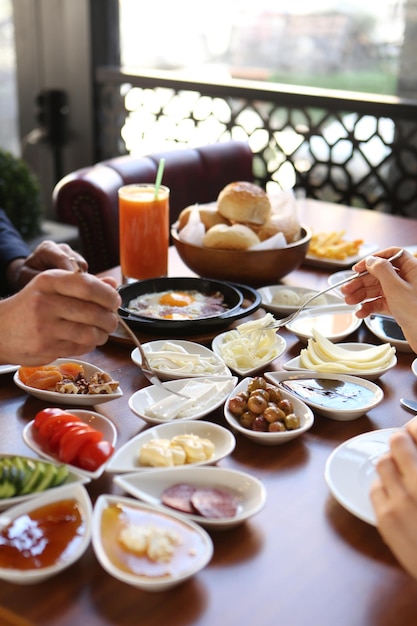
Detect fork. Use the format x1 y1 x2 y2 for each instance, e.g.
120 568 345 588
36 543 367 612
117 314 189 398
260 248 404 332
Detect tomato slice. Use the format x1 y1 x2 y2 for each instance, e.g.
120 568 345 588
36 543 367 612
76 440 114 472
34 407 67 429
48 420 86 452
58 427 103 464
37 412 82 441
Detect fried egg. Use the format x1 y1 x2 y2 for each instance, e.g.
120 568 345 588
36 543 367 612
127 290 226 320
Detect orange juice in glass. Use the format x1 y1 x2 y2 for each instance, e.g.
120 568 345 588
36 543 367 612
118 184 169 282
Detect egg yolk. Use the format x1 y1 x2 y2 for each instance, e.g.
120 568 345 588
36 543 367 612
159 292 195 307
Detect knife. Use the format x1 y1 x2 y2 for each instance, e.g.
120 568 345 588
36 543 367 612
400 398 417 413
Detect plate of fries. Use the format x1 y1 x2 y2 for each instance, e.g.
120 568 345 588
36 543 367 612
304 230 377 268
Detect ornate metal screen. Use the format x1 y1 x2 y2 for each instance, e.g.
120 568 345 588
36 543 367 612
96 67 417 217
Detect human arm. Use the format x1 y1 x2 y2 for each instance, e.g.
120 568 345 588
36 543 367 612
370 419 417 581
0 269 121 365
341 247 417 352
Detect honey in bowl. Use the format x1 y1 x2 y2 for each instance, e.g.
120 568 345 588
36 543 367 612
100 502 208 579
0 499 85 570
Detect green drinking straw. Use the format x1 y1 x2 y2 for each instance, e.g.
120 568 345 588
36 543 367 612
154 158 165 199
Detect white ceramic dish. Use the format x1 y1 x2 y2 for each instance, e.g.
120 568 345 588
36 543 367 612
285 304 362 343
92 494 213 591
0 364 19 375
324 428 400 525
327 269 356 297
106 420 236 473
264 371 384 421
13 358 123 406
211 331 286 377
364 314 411 353
223 376 314 445
113 466 267 530
0 454 90 511
257 284 342 315
131 339 231 380
23 409 118 480
412 358 417 378
304 241 378 269
283 341 397 381
0 483 92 584
128 376 237 425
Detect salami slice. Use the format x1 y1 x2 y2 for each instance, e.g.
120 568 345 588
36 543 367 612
161 483 197 513
191 487 238 519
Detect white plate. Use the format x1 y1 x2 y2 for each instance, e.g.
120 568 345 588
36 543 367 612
364 315 411 353
0 483 92 584
324 428 399 525
223 376 314 444
412 358 417 378
211 331 286 377
283 342 397 381
0 454 90 511
22 409 118 480
257 285 342 315
327 269 356 297
106 420 236 473
285 304 362 342
128 377 238 425
131 339 231 380
264 371 384 421
92 494 213 591
0 364 19 375
304 242 378 269
13 358 123 406
113 466 267 530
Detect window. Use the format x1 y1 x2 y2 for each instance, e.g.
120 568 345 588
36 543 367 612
119 0 406 97
0 0 19 155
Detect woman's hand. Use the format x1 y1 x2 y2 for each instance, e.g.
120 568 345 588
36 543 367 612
342 247 417 352
370 419 417 580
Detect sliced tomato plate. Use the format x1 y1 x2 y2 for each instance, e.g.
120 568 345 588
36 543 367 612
23 409 117 480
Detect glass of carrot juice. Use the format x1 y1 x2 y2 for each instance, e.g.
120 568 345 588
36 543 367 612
118 184 170 283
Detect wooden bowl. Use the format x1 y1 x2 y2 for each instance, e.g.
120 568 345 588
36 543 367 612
171 227 312 286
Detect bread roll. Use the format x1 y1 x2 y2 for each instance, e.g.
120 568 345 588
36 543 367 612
203 223 260 250
178 204 229 231
217 182 271 225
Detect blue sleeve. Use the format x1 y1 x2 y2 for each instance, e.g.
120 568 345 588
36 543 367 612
0 208 30 296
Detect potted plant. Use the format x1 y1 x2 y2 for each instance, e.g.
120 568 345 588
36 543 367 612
0 148 43 239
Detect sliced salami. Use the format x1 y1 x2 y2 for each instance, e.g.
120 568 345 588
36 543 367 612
191 487 238 519
161 483 197 514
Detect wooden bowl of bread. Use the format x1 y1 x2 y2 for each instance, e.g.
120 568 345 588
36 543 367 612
172 182 311 286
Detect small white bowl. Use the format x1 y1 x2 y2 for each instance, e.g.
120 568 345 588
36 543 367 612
258 284 342 315
128 377 237 425
364 314 412 353
113 466 267 530
223 377 314 445
211 330 286 377
264 371 384 421
13 358 123 406
327 270 356 296
23 409 118 480
106 420 236 473
283 342 397 381
0 454 90 511
92 494 213 591
0 483 92 584
285 304 362 343
131 339 231 380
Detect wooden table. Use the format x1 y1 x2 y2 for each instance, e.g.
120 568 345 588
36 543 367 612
1 200 417 626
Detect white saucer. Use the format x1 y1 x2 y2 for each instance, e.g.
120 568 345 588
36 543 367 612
324 428 399 525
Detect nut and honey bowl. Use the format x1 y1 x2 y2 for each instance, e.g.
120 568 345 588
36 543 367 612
172 182 311 286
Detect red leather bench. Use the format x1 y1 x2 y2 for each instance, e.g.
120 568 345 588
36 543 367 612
53 141 253 273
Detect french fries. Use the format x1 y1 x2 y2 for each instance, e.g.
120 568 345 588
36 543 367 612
308 230 363 260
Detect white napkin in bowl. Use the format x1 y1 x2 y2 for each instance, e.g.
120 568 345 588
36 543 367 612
178 206 205 246
250 231 287 250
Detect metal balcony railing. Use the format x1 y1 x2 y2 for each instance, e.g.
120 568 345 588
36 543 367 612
95 66 417 217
